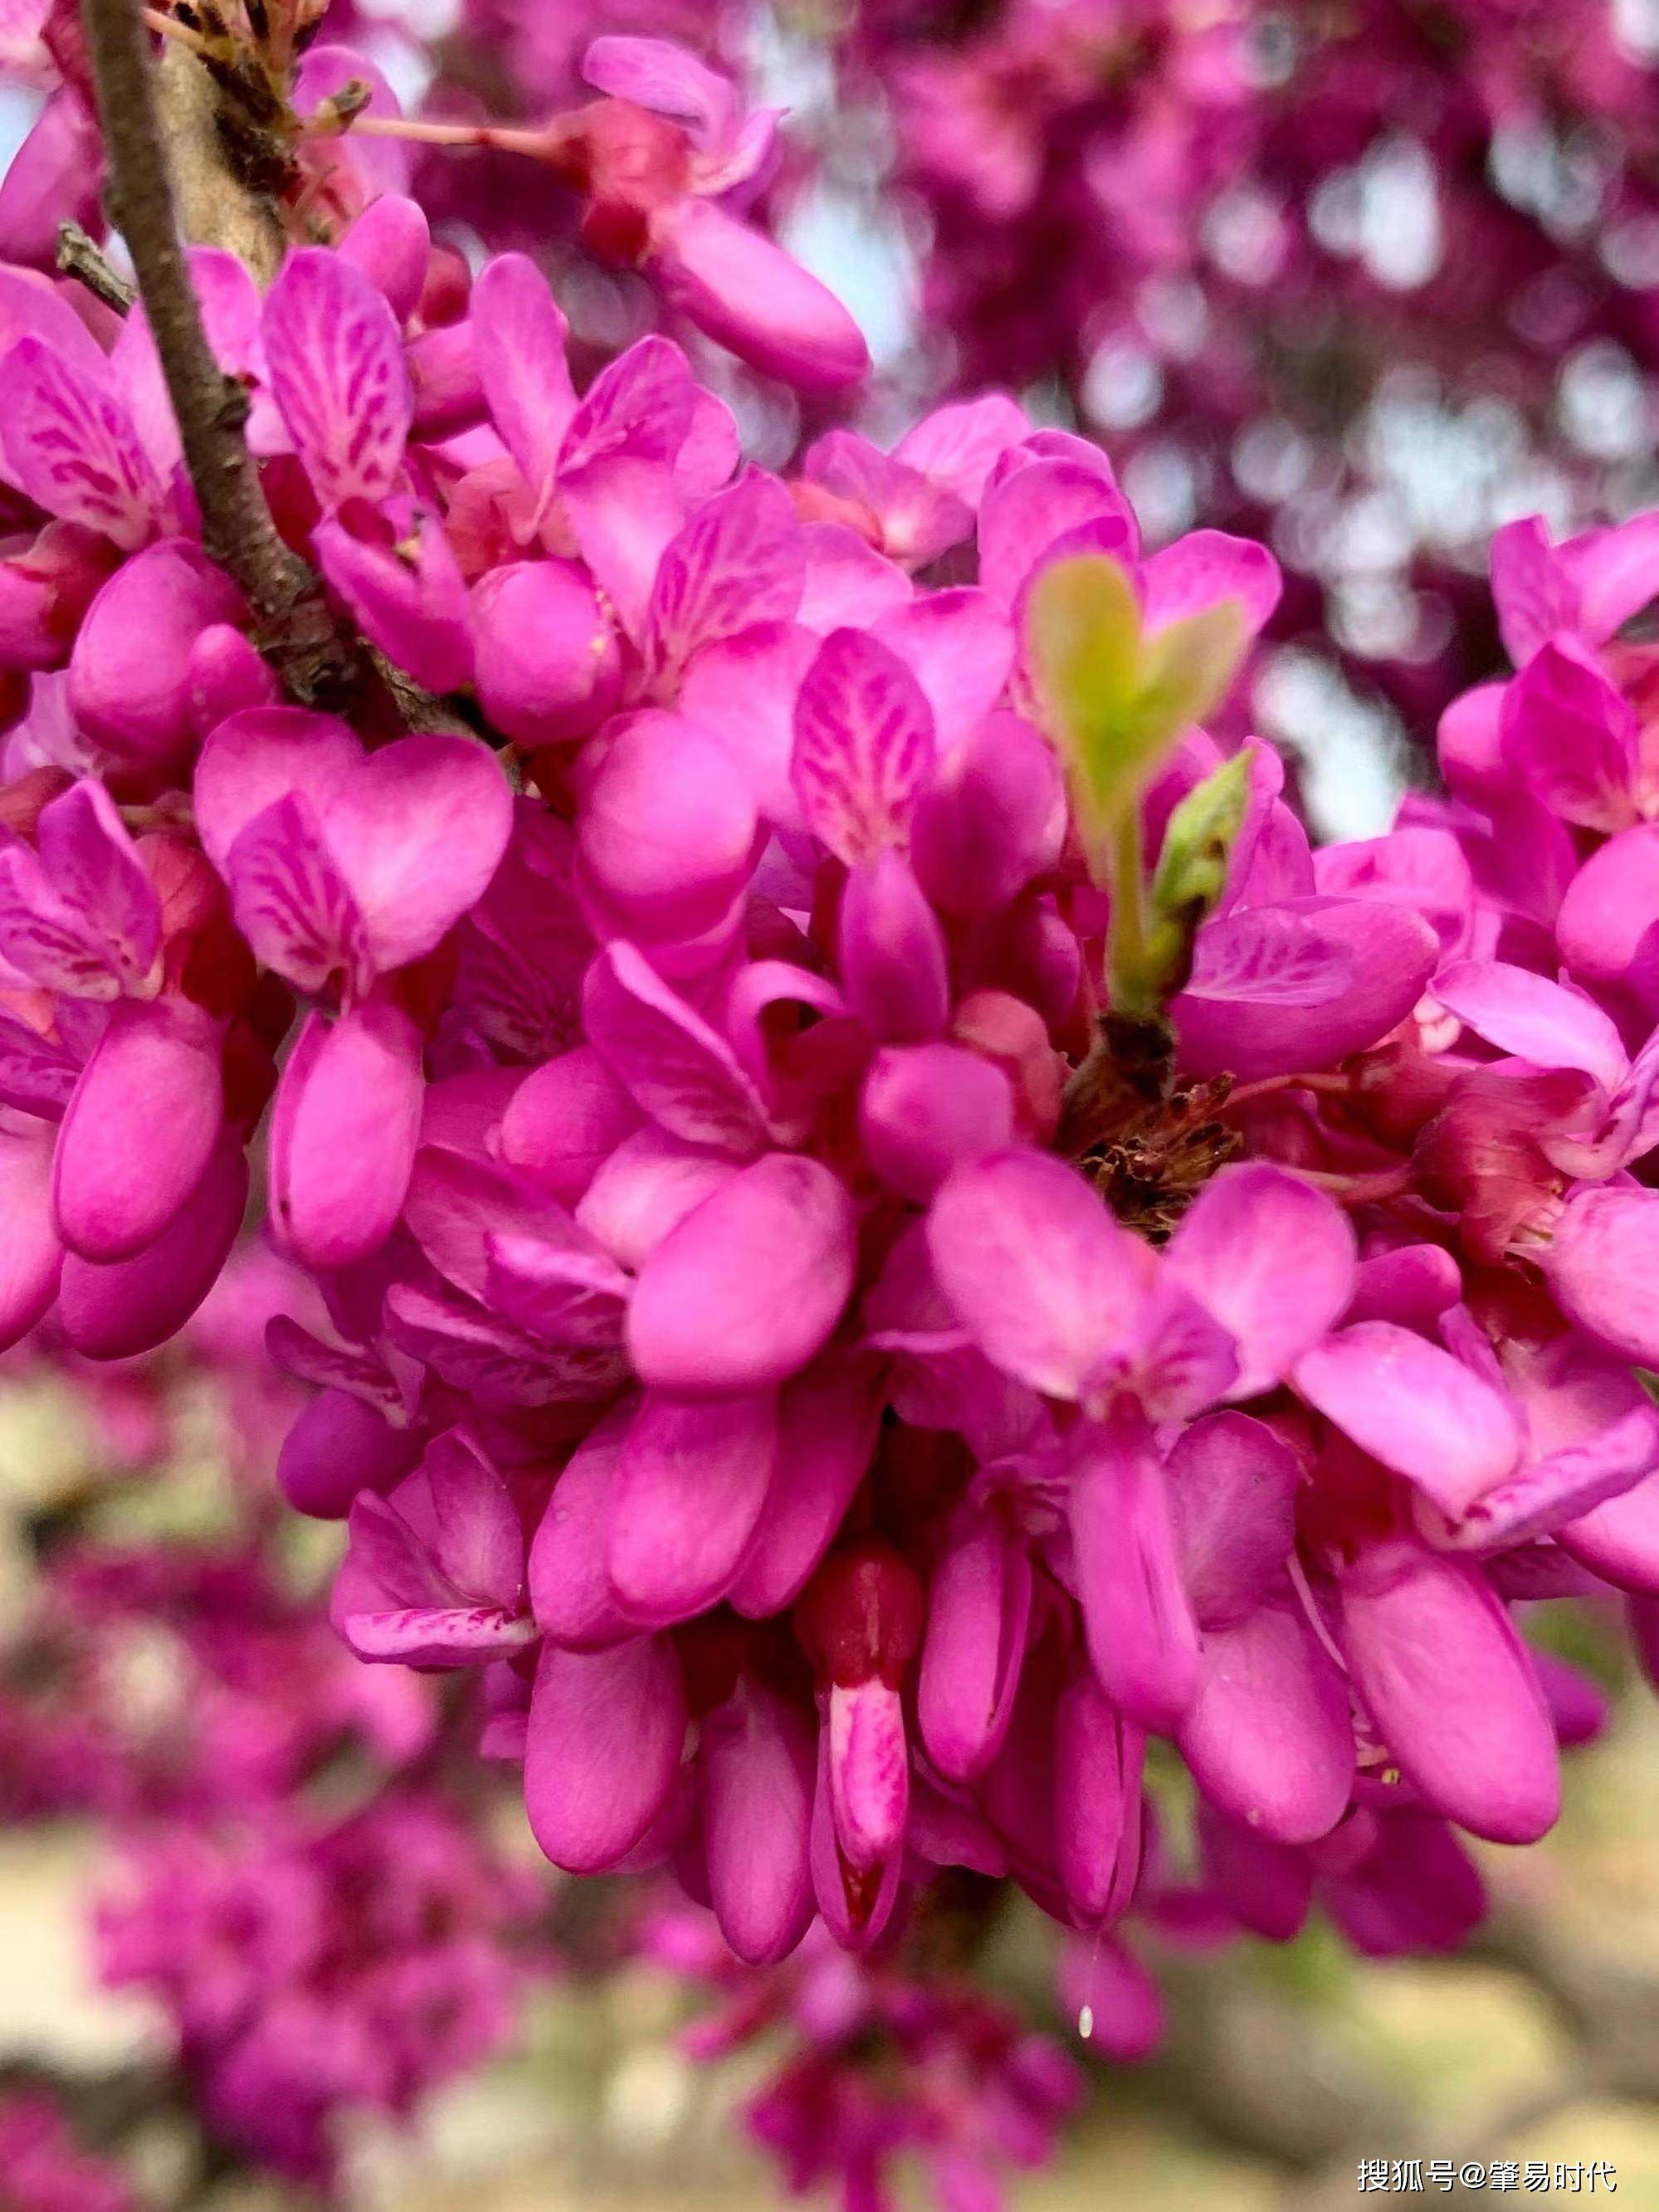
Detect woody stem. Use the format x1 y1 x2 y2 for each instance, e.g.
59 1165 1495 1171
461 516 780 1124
79 0 359 706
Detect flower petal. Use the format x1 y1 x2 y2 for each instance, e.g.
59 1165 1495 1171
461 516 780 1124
1167 1164 1356 1398
525 1635 686 1873
627 1153 856 1392
1294 1321 1525 1513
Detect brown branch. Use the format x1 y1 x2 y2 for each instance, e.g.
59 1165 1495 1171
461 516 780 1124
153 35 285 280
78 0 358 707
55 220 135 313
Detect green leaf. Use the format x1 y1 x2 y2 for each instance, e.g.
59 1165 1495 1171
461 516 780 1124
1026 556 1252 853
1150 749 1253 927
1136 598 1250 750
1024 554 1146 833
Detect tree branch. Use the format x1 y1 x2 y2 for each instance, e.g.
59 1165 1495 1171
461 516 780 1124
77 0 359 707
55 220 135 313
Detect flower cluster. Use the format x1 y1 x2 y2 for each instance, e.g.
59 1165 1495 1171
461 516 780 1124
0 7 1654 2146
98 1791 545 2185
647 1904 1085 2212
0 1251 552 2194
0 2091 138 2212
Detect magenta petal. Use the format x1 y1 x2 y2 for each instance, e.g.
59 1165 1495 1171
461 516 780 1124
679 620 818 828
1529 1651 1605 1749
927 1150 1149 1399
1173 898 1437 1082
1559 1464 1659 1593
645 472 804 684
1433 959 1628 1091
313 517 474 696
59 1135 247 1360
1542 1185 1659 1365
892 393 1029 502
343 1488 451 1612
1056 1935 1162 2062
1178 1597 1354 1844
729 1354 883 1619
528 1404 637 1651
583 940 773 1157
1498 637 1640 832
917 1505 1032 1783
1439 1423 1659 1555
607 1391 778 1624
401 1145 594 1304
275 1389 417 1519
1489 515 1578 663
71 540 246 769
186 623 279 737
270 1001 422 1269
262 247 412 510
0 335 161 549
1140 529 1281 639
575 1128 740 1272
344 1604 531 1667
701 1679 815 1965
1167 1163 1356 1397
0 1012 81 1121
224 793 370 998
791 627 935 868
421 1428 524 1609
581 35 735 134
193 706 363 874
471 560 621 746
32 779 160 991
559 332 695 476
858 1043 1015 1205
500 1046 639 1206
874 590 1013 749
0 1116 61 1350
485 1234 630 1347
627 1152 856 1393
979 456 1134 608
471 252 577 515
579 711 756 937
1345 1243 1461 1330
1054 1668 1144 1926
838 850 949 1043
1165 1412 1296 1628
1197 1804 1312 1941
1069 1420 1202 1732
809 1721 905 1951
827 1676 909 1872
1293 1321 1524 1514
525 1635 686 1873
54 998 223 1262
1338 1541 1559 1845
337 192 431 321
648 197 869 393
911 710 1065 916
1327 1811 1486 1959
323 734 514 978
1556 825 1659 1008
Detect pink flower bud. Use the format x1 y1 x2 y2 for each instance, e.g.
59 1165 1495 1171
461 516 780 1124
471 560 622 746
648 198 870 393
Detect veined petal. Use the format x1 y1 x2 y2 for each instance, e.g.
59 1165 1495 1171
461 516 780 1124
607 1390 778 1624
1167 1164 1355 1398
525 1635 686 1873
54 998 223 1262
1294 1321 1524 1514
928 1150 1150 1400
